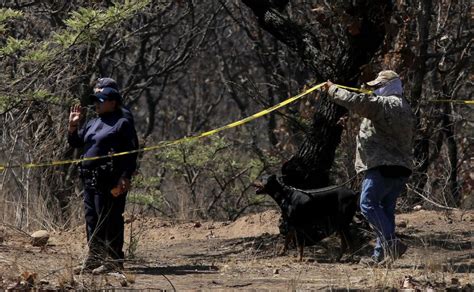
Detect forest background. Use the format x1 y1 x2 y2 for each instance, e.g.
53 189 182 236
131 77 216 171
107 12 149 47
0 0 471 231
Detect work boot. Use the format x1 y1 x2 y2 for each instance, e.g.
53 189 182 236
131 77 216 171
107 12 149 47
391 240 408 260
359 255 384 267
108 248 125 267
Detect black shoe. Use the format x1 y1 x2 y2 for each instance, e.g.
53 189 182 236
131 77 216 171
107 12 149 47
92 262 122 275
92 264 111 275
359 256 383 267
359 252 395 267
73 257 102 274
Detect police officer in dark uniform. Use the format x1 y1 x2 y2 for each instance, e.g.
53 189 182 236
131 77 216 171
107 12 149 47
93 78 139 162
68 86 138 274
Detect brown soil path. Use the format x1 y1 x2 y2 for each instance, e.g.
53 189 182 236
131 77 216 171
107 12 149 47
0 209 472 290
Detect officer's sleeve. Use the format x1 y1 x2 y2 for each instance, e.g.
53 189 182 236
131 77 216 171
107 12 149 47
115 119 138 179
327 85 385 121
67 126 85 148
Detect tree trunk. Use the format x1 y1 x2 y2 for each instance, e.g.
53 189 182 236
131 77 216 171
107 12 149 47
441 100 460 206
241 0 394 188
410 0 432 202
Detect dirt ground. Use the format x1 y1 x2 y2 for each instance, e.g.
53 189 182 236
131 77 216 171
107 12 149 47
0 209 472 290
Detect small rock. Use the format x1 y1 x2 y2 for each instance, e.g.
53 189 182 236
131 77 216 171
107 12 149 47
31 230 49 247
402 276 414 288
397 220 408 228
39 279 49 285
413 205 422 211
7 282 20 290
169 236 175 240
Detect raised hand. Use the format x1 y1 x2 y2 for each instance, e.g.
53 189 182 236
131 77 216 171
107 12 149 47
68 104 82 132
321 80 334 91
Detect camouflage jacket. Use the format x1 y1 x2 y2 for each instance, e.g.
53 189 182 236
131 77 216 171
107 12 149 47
328 85 414 173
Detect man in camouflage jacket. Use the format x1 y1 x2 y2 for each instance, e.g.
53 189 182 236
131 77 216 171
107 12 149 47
322 70 414 265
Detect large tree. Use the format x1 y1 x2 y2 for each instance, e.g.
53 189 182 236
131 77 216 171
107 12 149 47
241 0 394 188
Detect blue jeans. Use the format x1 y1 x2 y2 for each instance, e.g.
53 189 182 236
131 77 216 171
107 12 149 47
360 168 408 260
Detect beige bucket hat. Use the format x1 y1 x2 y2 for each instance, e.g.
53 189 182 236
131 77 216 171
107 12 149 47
366 70 399 86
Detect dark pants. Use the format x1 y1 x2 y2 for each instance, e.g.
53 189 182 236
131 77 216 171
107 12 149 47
83 177 126 263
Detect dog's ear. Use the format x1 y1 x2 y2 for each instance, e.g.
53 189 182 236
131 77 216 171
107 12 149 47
253 174 271 194
265 175 287 200
254 174 278 194
270 174 285 188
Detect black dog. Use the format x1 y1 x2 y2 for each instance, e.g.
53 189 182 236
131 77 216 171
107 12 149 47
255 175 358 261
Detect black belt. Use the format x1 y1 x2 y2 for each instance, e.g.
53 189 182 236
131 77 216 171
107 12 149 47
79 162 115 188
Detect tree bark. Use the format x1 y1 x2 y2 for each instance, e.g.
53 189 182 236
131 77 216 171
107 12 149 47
410 0 432 202
441 103 460 206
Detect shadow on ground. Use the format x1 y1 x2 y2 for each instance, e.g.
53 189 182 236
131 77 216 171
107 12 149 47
400 230 472 251
129 264 219 276
158 232 373 264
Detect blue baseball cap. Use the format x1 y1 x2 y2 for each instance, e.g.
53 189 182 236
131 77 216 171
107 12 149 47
90 87 122 103
95 77 119 90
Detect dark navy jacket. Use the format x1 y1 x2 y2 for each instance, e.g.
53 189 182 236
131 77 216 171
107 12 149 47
68 108 138 179
121 106 139 156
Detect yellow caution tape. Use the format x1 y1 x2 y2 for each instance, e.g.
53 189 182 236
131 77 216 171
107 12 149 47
1 81 468 172
334 84 373 94
0 82 327 171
